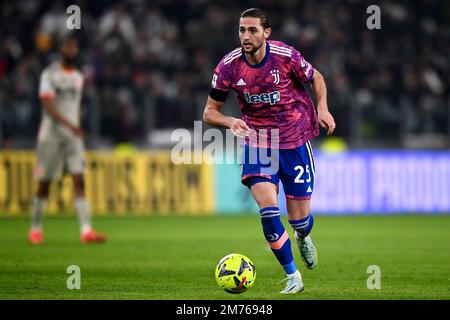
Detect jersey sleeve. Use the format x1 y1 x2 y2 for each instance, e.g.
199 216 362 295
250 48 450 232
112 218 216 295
38 69 55 99
211 62 231 91
290 48 314 83
209 61 232 102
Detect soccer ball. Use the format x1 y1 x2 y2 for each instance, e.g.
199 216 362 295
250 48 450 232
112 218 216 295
215 253 256 294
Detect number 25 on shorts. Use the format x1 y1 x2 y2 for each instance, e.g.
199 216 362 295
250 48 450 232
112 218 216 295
294 164 311 184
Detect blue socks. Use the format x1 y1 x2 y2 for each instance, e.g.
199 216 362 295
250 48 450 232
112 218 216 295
259 208 315 275
260 207 297 275
289 214 314 238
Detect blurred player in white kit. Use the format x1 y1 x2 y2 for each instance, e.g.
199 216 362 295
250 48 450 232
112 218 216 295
29 34 107 244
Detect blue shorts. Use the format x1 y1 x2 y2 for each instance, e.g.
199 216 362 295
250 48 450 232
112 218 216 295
241 141 315 200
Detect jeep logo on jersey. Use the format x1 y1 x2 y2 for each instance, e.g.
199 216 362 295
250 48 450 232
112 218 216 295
244 91 281 105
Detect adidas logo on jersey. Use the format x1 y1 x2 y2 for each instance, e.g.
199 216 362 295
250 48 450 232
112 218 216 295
237 79 246 86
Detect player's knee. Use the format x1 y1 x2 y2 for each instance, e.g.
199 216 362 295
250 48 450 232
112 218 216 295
36 181 51 198
72 174 85 195
296 207 310 217
254 193 277 208
286 199 311 219
255 197 277 209
250 183 278 209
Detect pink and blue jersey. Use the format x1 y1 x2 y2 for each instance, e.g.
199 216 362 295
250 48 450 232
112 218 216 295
211 40 319 149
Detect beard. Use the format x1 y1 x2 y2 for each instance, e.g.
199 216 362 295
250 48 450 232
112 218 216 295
62 56 78 67
242 41 264 55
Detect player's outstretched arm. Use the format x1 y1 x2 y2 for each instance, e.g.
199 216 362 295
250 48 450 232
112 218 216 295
203 96 250 138
311 69 336 135
40 97 85 138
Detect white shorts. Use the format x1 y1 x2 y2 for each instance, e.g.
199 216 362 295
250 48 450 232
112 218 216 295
34 135 85 181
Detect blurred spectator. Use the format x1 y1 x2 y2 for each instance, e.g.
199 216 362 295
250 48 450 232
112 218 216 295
0 0 448 148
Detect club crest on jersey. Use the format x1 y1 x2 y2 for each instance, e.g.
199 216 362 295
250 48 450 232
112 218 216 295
270 69 280 84
244 91 280 105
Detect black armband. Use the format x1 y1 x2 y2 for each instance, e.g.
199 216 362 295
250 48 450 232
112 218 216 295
209 88 228 102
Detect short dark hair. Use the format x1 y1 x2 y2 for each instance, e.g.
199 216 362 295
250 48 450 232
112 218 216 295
240 8 270 29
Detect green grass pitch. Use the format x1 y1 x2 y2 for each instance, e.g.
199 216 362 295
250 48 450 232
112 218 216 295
0 215 449 300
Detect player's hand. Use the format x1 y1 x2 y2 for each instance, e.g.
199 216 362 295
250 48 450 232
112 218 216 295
70 126 86 139
229 118 251 138
317 107 336 135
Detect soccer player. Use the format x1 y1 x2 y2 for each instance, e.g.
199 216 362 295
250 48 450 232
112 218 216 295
28 35 107 244
203 8 335 293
